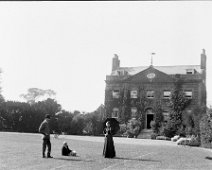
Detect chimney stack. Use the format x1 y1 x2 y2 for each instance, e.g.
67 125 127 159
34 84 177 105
201 49 206 70
112 54 120 71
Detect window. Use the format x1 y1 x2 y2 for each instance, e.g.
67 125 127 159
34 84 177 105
186 69 194 74
131 107 137 118
146 91 154 98
112 90 120 98
184 90 192 99
112 108 119 118
116 70 128 76
187 109 192 114
130 90 138 98
163 112 169 121
163 91 171 99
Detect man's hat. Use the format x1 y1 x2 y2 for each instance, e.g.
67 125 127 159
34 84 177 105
45 114 51 119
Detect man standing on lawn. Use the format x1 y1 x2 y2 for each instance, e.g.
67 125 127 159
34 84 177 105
39 114 53 158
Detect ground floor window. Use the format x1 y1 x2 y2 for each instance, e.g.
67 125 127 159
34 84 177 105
112 108 119 118
131 107 137 118
162 112 169 122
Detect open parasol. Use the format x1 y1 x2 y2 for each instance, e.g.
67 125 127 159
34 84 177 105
103 118 120 135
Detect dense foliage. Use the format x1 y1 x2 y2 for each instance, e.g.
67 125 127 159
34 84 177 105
162 80 191 137
151 100 163 134
0 97 106 136
200 108 212 148
20 88 56 105
0 69 4 103
126 118 141 138
0 99 60 132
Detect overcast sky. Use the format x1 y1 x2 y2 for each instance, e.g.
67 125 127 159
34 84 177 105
0 2 212 112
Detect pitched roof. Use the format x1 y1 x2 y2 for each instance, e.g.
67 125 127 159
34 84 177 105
111 65 201 76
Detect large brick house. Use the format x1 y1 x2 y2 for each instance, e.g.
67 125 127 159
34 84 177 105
104 50 207 129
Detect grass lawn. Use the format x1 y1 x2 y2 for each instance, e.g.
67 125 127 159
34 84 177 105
1 132 212 170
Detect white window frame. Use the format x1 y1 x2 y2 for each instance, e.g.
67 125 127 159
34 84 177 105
130 90 138 98
146 90 154 99
112 108 119 118
186 69 194 74
184 90 192 99
163 91 171 99
162 112 169 121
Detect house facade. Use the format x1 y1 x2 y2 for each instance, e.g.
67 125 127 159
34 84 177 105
104 50 207 129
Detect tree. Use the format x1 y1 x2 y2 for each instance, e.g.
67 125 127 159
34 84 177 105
56 110 73 134
83 105 105 136
200 108 212 148
0 101 32 132
0 98 61 133
152 100 163 134
71 114 85 135
121 89 131 124
167 80 191 135
0 69 5 103
136 86 148 130
20 88 56 104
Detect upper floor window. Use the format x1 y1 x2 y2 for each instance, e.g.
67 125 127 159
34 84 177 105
163 112 169 121
112 108 119 118
186 69 194 74
130 90 138 98
112 90 120 98
184 90 192 99
163 91 171 99
146 91 154 99
116 70 128 76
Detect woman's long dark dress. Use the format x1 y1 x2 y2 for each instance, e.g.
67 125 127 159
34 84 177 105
103 127 116 158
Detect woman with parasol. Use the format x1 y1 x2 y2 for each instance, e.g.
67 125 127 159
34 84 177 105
103 118 119 158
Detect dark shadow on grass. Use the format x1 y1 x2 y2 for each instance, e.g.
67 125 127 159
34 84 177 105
205 156 212 160
53 157 94 162
114 157 161 162
53 157 82 161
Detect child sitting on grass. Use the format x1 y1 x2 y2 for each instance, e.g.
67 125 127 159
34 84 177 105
61 141 77 156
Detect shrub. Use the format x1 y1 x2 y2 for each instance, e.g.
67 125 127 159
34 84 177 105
171 135 180 142
160 121 176 138
176 124 186 137
151 133 158 140
156 136 171 141
188 135 200 147
150 120 160 134
119 123 127 135
176 138 191 145
126 118 141 138
200 113 212 148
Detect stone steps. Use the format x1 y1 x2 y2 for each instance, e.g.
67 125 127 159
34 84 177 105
137 129 153 139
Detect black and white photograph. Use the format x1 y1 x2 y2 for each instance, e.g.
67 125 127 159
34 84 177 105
0 1 212 169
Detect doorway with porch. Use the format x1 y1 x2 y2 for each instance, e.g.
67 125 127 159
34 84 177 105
145 108 154 129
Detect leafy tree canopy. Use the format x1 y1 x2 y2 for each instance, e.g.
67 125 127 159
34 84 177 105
20 88 56 104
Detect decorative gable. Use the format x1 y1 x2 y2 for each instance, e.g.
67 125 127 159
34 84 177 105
126 66 174 83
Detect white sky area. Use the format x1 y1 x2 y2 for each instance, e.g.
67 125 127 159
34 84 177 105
0 2 212 112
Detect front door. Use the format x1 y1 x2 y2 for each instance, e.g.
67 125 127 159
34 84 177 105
145 109 154 129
